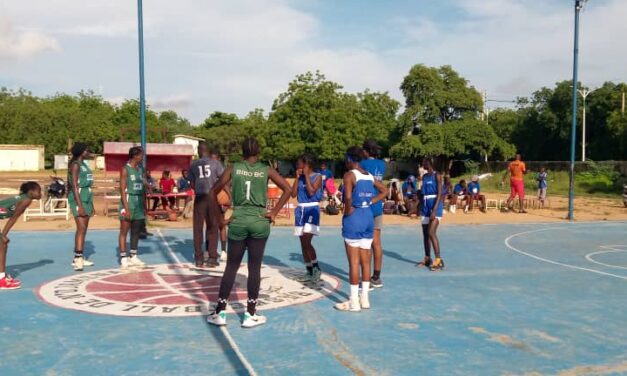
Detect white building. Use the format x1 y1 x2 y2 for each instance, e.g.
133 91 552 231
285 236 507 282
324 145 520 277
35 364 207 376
173 135 204 156
0 145 45 171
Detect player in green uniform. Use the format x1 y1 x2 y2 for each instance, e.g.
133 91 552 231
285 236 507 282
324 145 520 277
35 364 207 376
118 146 147 269
68 143 95 271
207 137 291 328
0 182 42 290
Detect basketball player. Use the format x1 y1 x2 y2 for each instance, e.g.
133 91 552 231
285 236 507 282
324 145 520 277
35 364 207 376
118 146 147 269
360 139 386 288
335 146 387 312
0 182 42 290
418 158 444 271
68 143 95 271
188 142 224 268
291 154 323 283
207 137 291 328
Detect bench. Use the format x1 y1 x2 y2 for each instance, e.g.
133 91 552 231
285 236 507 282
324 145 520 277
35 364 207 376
24 199 69 221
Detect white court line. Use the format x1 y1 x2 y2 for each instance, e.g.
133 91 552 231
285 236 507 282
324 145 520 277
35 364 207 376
504 227 627 281
156 229 258 376
585 245 627 270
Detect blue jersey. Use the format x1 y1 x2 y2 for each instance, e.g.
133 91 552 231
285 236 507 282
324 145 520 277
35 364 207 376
537 172 548 189
453 183 465 195
360 158 385 217
468 181 481 195
421 172 440 196
297 173 323 204
347 169 374 208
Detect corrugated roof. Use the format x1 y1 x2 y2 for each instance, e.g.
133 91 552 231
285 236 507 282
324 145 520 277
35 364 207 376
173 134 205 141
103 142 194 156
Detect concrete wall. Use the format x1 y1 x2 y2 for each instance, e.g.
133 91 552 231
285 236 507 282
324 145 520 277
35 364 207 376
173 137 200 156
0 145 45 171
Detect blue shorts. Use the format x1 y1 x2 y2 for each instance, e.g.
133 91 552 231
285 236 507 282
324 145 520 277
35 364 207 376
420 197 443 224
294 204 320 236
342 207 374 247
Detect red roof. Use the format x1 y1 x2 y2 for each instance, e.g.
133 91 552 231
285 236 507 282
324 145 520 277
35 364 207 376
103 142 194 156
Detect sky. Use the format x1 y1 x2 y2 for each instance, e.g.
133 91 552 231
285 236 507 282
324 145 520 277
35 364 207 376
0 0 625 124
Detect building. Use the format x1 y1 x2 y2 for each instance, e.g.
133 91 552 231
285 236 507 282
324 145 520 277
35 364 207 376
0 145 45 171
103 142 194 175
173 135 204 156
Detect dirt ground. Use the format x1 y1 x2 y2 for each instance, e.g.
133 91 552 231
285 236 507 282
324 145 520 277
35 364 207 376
1 170 625 232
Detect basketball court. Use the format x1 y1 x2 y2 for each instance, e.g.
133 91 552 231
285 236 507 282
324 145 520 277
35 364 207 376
2 221 627 375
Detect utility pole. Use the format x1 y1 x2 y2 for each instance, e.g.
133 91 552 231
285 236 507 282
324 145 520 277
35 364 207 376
622 91 625 115
577 88 595 162
568 0 588 222
137 0 147 167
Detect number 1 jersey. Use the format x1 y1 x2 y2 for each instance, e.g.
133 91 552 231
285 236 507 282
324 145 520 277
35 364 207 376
231 161 269 208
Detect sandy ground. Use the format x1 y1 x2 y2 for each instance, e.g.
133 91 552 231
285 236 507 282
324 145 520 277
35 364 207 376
1 171 625 232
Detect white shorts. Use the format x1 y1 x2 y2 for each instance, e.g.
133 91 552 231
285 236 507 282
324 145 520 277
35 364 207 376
344 238 374 249
294 223 320 236
420 216 442 225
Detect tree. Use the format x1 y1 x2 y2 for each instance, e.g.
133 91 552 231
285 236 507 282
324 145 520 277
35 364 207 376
391 64 512 169
201 111 242 128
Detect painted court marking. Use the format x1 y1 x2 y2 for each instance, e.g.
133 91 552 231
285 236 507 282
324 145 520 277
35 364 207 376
156 229 259 376
585 245 627 270
504 226 627 281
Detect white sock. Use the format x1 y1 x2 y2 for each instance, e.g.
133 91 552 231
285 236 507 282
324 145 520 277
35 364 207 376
305 262 312 267
310 259 317 264
130 250 138 257
0 272 5 279
350 284 359 300
361 282 370 299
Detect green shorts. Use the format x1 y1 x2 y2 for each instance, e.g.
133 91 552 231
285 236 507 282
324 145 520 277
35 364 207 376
228 207 270 241
69 192 94 218
119 195 146 221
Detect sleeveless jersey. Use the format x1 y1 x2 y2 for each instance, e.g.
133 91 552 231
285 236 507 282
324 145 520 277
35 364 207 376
124 163 145 195
68 160 93 201
0 193 27 218
348 169 374 208
360 158 385 216
231 161 269 208
297 173 322 204
422 172 439 196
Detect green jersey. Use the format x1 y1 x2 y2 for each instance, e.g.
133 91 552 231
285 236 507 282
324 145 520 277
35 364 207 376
231 162 268 208
124 163 145 195
0 194 27 219
68 160 94 202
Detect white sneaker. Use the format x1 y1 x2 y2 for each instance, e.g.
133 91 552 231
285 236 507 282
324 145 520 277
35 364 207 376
464 205 469 213
120 257 129 270
311 268 322 283
83 259 94 267
360 295 370 309
450 206 456 214
220 250 227 262
72 257 84 271
128 255 146 267
207 311 227 326
334 298 361 312
241 312 267 328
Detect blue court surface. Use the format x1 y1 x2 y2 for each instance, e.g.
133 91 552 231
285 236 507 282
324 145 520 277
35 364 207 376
2 222 627 375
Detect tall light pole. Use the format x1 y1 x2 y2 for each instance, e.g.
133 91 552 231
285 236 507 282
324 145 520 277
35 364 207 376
577 87 596 162
137 0 147 167
568 0 588 221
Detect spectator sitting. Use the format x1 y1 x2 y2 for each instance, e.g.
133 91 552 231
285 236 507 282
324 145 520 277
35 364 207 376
402 175 417 200
324 176 341 206
388 179 405 214
467 175 487 213
442 175 452 210
146 170 160 211
536 167 548 208
158 170 176 210
177 169 192 209
450 179 468 214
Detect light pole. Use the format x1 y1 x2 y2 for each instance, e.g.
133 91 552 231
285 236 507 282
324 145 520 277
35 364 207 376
568 0 588 221
137 0 147 167
577 87 596 162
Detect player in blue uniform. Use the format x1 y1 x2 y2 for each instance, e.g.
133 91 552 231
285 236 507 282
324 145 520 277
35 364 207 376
419 158 444 271
291 154 323 283
360 139 386 288
336 146 387 312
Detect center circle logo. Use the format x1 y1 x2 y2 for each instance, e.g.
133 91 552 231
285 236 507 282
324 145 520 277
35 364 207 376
36 264 341 317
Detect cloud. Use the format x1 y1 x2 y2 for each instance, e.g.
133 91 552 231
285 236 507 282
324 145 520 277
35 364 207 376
0 16 60 60
149 93 193 112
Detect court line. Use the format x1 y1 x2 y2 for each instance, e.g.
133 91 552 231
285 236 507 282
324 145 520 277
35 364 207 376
504 227 627 281
156 229 258 376
585 245 627 270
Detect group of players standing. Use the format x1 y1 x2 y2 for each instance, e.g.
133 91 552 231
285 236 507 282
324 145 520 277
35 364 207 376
0 137 447 329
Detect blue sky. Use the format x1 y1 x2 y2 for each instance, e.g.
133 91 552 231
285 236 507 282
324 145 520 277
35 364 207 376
0 0 625 124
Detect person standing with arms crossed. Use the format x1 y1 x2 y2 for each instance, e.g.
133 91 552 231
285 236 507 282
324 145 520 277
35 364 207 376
207 137 292 328
504 153 527 213
68 143 95 271
360 139 386 288
188 142 224 268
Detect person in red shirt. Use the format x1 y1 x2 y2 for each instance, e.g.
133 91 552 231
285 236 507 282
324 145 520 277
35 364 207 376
504 153 527 213
159 171 176 209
